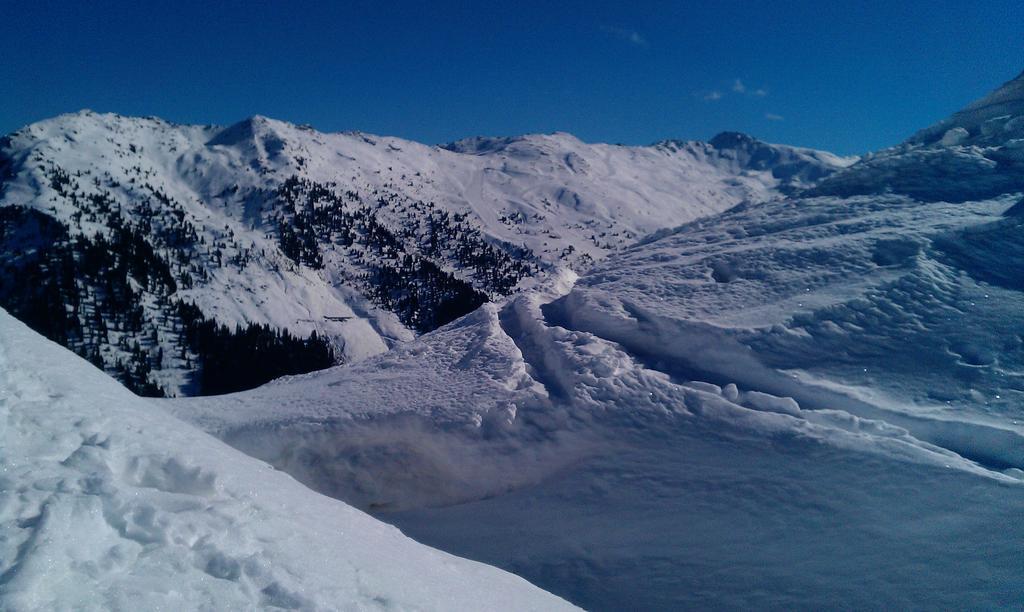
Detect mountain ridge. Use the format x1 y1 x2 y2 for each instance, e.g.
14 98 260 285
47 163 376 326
0 110 849 396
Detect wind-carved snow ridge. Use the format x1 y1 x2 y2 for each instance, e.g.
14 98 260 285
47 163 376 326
497 296 576 402
544 289 1024 473
170 275 629 513
549 185 1024 474
0 308 578 611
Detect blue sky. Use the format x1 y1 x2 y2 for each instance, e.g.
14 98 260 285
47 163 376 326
2 0 1022 155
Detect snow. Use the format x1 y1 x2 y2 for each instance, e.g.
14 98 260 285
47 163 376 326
169 250 1024 608
812 70 1024 202
6 66 1024 610
908 69 1024 148
4 111 851 268
0 308 577 611
164 72 1024 608
1 111 849 394
2 112 413 357
553 192 1024 471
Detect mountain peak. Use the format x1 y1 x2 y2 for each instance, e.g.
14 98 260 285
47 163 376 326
440 135 522 155
207 115 290 150
708 131 760 149
441 131 583 155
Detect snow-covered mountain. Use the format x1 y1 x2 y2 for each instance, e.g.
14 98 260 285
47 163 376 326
0 113 850 396
0 307 578 611
908 69 1024 148
166 72 1024 609
8 60 1024 610
811 69 1024 201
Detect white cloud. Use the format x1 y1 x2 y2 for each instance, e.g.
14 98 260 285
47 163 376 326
601 26 649 47
697 80 768 103
765 112 784 121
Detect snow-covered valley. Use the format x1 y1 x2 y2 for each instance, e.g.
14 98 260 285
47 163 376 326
3 64 1024 610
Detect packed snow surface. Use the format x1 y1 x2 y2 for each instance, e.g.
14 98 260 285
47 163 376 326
0 309 577 611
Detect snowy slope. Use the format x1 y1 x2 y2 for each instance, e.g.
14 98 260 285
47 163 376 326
170 265 1024 609
0 112 850 395
907 68 1024 147
555 192 1024 470
167 72 1024 608
811 69 1024 201
0 111 853 271
437 128 852 259
0 307 577 611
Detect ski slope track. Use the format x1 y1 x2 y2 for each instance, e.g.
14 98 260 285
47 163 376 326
168 71 1024 609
